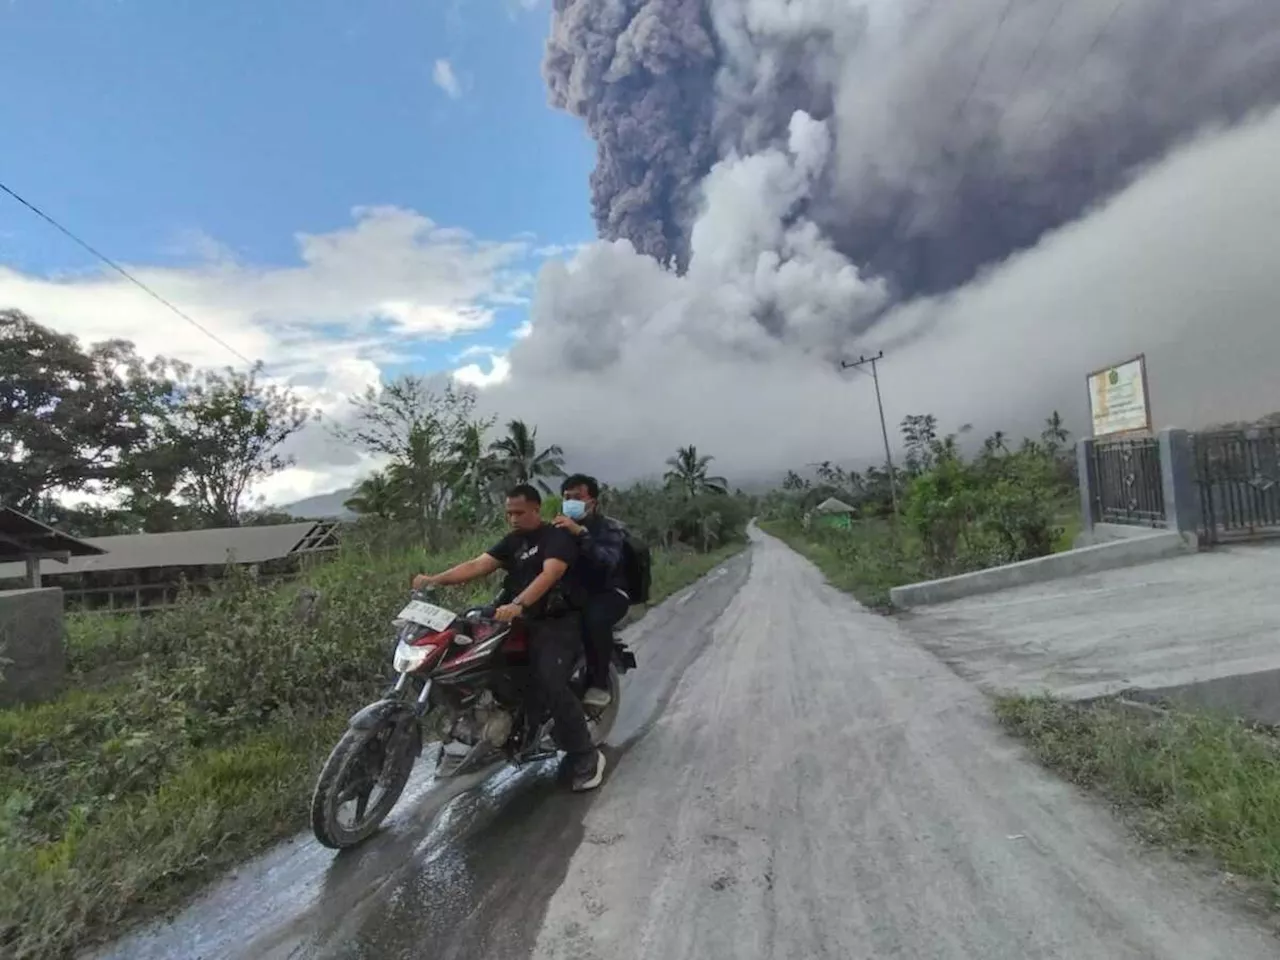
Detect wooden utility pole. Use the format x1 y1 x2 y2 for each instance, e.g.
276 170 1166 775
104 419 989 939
841 351 900 518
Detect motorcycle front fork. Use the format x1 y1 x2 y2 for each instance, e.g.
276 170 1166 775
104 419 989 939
388 672 434 715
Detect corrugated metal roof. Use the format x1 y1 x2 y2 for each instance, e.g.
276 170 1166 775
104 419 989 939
0 508 107 561
0 521 324 580
814 497 857 514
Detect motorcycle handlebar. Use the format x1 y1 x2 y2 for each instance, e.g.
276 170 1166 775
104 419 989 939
405 588 511 627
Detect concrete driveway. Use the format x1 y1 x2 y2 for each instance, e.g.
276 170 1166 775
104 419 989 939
898 541 1280 701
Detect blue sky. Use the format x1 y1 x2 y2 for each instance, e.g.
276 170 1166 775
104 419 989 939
0 0 595 383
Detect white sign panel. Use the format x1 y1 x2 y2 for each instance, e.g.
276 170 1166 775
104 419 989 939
1087 355 1151 438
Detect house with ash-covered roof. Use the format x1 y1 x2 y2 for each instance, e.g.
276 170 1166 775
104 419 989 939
0 517 341 614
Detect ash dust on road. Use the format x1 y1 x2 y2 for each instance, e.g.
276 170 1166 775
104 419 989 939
92 531 1280 960
87 552 750 960
527 530 1279 960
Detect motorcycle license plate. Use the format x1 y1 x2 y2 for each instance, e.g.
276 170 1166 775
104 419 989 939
396 600 456 632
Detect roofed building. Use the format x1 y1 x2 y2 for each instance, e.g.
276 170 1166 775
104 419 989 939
0 507 107 588
0 519 341 614
811 497 858 530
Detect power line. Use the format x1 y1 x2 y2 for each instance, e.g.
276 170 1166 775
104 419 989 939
0 181 253 366
949 0 1020 130
1030 0 1130 131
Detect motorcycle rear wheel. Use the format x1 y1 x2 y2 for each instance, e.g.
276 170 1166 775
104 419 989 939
310 717 418 850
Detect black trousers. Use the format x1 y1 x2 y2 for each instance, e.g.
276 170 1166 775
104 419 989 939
526 612 594 757
582 590 630 689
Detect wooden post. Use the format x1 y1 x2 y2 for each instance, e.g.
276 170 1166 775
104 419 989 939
25 555 41 589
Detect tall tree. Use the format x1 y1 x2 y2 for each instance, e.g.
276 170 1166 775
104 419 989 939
663 445 728 498
782 470 809 491
336 376 494 537
1041 410 1070 455
0 310 176 513
386 422 456 541
900 413 940 474
163 363 309 527
339 376 480 463
490 419 566 492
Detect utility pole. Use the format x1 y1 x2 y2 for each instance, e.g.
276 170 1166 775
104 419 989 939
841 351 900 519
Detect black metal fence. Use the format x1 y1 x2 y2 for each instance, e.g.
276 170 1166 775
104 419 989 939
1193 428 1280 544
1087 437 1166 527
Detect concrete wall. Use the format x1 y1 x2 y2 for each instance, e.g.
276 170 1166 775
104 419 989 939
1073 521 1175 549
889 529 1198 609
1124 669 1280 727
0 587 66 708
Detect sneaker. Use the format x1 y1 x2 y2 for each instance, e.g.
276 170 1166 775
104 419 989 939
571 749 607 792
582 687 613 709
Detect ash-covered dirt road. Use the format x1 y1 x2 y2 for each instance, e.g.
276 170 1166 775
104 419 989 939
94 529 1277 960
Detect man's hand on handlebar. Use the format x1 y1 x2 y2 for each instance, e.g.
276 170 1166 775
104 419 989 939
411 573 437 590
493 602 523 622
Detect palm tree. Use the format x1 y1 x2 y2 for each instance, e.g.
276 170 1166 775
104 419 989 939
451 421 501 514
663 445 728 499
489 419 566 492
343 471 401 520
1042 411 1070 450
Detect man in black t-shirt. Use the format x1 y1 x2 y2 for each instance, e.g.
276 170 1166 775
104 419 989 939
413 484 605 793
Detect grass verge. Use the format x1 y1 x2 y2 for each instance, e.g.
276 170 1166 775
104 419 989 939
996 695 1280 898
1 537 745 960
762 497 1082 610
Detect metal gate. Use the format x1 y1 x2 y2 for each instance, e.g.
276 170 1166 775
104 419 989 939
1087 437 1166 527
1194 428 1280 544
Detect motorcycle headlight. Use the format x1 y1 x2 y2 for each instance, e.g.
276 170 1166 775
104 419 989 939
393 640 436 673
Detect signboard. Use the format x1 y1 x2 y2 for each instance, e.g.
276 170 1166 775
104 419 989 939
1086 354 1152 438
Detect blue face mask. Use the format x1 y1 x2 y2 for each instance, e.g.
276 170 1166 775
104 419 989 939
561 498 587 520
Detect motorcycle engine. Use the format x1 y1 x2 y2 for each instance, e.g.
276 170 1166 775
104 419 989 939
473 690 513 748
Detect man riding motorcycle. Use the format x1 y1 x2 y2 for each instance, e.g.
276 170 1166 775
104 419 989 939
412 484 606 792
553 474 630 708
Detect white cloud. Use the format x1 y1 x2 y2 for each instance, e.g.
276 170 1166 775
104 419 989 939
432 58 462 99
453 343 501 361
454 351 512 388
0 206 528 370
511 320 533 339
533 242 588 259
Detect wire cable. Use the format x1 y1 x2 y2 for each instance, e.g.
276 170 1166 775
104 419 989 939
0 180 253 365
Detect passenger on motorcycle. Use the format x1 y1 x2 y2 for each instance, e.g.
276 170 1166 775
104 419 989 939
554 473 629 709
412 484 606 792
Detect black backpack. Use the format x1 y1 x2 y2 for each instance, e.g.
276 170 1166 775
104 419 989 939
613 520 652 605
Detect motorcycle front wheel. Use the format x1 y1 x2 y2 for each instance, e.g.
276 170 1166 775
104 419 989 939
310 715 419 850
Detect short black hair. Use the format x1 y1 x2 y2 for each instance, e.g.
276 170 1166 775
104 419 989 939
561 473 599 498
506 483 542 505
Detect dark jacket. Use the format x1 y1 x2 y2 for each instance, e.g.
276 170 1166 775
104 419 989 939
575 512 627 595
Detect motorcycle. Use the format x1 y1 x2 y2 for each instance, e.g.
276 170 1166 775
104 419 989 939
310 589 637 850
